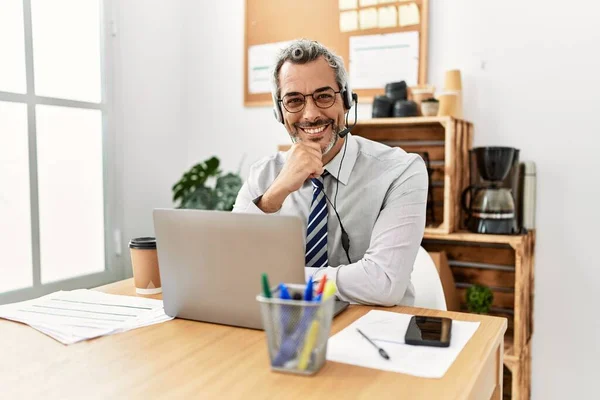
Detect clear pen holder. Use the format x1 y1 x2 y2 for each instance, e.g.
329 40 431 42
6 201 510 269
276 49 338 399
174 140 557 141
256 284 335 375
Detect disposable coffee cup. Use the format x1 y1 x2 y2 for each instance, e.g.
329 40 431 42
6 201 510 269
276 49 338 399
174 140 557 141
129 237 162 295
437 91 460 117
444 69 462 91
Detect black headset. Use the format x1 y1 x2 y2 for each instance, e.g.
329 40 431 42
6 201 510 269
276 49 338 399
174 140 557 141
272 82 358 264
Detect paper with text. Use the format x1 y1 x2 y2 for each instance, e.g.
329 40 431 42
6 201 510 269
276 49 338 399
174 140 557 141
0 289 173 345
248 41 291 94
349 31 419 89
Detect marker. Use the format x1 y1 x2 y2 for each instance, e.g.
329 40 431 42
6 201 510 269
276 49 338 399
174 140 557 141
298 281 337 369
322 281 336 301
261 273 272 298
297 317 320 370
279 283 291 300
304 276 313 301
316 275 327 295
357 328 390 360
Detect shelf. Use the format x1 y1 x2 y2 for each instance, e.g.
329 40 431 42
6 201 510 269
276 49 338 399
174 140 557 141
423 231 530 248
355 116 458 127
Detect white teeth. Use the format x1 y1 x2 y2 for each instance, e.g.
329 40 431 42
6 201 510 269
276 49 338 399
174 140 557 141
303 125 327 134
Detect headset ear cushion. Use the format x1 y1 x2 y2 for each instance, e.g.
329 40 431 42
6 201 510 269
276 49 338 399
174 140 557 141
272 93 284 124
343 84 354 110
273 107 282 123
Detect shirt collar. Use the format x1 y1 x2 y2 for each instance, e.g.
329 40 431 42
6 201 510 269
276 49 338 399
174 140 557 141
324 133 358 186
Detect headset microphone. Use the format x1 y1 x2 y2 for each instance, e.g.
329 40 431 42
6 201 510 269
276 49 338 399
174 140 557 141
338 126 351 138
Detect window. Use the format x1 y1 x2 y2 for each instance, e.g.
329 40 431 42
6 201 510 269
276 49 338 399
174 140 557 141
0 0 119 303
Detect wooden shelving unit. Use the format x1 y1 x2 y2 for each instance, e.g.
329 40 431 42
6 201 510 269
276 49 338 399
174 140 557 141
352 116 473 235
422 230 535 400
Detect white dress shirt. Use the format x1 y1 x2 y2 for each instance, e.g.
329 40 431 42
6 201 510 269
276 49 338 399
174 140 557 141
232 133 428 306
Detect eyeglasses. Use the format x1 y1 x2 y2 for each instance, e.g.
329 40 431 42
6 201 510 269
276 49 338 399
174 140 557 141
278 87 341 113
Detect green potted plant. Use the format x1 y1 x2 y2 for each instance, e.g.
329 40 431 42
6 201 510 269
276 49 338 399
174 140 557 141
465 284 494 314
172 156 243 211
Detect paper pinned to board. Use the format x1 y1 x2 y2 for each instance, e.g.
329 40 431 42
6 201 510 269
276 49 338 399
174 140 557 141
326 310 480 378
339 0 358 10
359 0 378 6
0 289 173 345
378 6 397 28
340 10 359 32
359 8 378 30
248 41 291 94
349 31 419 89
399 3 420 27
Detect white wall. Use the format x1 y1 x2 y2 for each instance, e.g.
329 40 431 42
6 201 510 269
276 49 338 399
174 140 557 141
118 0 599 397
428 2 600 398
114 0 188 277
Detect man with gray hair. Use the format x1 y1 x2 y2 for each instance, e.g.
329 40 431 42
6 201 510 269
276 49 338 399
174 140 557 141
233 39 427 306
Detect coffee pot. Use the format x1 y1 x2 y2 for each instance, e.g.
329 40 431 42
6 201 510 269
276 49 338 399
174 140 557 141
461 147 520 234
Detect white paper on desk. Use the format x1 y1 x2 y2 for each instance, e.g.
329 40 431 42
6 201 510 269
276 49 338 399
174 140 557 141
326 310 480 378
349 31 419 89
0 289 173 345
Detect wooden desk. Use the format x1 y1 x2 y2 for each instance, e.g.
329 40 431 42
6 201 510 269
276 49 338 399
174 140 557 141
2 279 506 399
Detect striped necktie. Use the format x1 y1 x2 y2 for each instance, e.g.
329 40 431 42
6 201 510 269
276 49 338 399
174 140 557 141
305 172 329 268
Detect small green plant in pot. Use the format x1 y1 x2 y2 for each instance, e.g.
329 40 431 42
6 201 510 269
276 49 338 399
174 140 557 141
172 156 243 211
465 284 494 314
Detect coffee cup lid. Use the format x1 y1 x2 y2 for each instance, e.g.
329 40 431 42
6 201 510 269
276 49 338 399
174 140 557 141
129 237 157 249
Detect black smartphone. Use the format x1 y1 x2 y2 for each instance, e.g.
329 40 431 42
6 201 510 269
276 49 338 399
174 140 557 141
405 316 452 347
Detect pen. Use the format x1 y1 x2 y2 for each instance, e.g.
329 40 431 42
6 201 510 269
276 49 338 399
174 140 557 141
261 273 272 298
304 276 313 301
356 328 390 360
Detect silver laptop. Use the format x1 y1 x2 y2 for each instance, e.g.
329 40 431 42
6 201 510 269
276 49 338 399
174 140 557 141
152 209 348 330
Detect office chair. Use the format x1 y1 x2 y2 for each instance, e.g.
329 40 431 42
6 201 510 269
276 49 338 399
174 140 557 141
411 246 447 311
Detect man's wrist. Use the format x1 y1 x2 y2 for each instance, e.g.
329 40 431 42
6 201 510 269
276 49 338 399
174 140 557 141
257 182 290 213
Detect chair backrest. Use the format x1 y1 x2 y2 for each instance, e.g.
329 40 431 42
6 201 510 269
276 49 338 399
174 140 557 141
411 246 447 311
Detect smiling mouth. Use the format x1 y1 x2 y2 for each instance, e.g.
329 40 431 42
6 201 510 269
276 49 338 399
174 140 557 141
299 123 330 135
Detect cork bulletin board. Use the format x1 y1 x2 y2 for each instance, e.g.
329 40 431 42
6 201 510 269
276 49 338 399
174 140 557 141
244 0 429 107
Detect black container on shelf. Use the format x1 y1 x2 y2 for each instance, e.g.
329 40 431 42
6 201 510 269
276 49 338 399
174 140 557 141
372 95 394 118
392 100 418 117
385 81 407 101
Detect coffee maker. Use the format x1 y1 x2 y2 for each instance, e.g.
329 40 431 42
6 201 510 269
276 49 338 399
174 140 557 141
461 147 520 234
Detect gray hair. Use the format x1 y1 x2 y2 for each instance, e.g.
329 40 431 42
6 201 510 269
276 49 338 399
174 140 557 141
271 39 349 100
